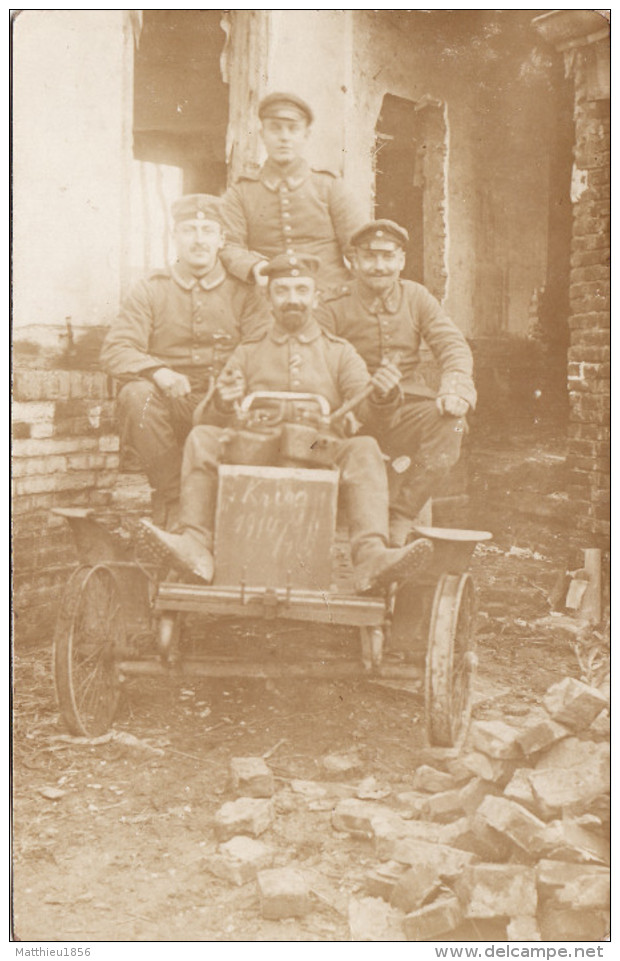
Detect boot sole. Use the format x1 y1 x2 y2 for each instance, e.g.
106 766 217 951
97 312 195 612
373 538 434 588
137 520 210 583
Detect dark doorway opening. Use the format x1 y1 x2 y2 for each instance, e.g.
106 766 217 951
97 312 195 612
133 11 229 194
374 94 447 300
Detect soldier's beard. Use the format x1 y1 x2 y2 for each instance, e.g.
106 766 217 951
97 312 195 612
277 307 308 331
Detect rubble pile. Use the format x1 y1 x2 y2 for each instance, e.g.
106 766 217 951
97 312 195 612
202 677 609 940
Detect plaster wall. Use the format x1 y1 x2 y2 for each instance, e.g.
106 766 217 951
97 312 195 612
12 10 134 350
347 11 556 338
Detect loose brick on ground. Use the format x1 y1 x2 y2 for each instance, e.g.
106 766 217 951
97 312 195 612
540 820 609 864
528 760 609 818
538 905 609 941
332 798 396 837
213 797 274 841
372 815 457 858
452 751 513 784
506 917 541 941
403 896 463 941
536 860 609 897
420 777 489 823
348 896 405 941
470 720 522 759
321 751 362 777
390 865 442 913
534 737 608 771
257 867 310 919
389 838 475 881
504 769 537 809
543 677 607 730
365 861 408 901
461 864 537 919
516 718 570 756
411 765 457 793
229 757 274 798
203 836 273 886
474 795 548 857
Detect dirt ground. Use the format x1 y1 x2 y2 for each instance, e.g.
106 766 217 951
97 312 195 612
11 424 607 942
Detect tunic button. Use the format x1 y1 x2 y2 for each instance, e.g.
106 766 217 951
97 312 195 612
286 248 294 255
284 225 292 233
282 211 291 218
280 184 288 192
281 198 290 207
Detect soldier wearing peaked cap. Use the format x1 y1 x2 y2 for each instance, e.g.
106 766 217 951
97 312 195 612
316 218 477 548
140 251 434 593
218 92 366 292
100 194 271 529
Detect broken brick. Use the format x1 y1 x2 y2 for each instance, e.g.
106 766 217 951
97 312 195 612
348 896 405 941
504 768 537 810
390 865 442 913
528 760 609 818
543 677 607 730
372 815 447 858
230 757 274 798
403 896 463 941
257 867 310 919
213 797 274 841
534 737 609 772
539 905 609 941
332 798 395 837
474 795 548 857
470 720 521 759
516 718 569 756
462 864 537 919
411 765 457 793
536 859 609 897
506 916 541 941
421 778 489 823
389 838 475 881
365 861 408 900
540 820 609 864
452 751 513 784
203 835 273 885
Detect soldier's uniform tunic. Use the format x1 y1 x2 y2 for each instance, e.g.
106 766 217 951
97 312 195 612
99 259 270 514
316 278 477 520
177 317 399 567
218 157 365 291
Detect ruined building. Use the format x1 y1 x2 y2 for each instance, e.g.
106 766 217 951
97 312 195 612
12 10 610 640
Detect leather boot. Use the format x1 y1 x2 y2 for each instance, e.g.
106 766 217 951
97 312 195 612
139 520 214 582
353 537 433 594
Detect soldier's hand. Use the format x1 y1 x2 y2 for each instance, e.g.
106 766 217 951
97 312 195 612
252 261 270 287
371 361 402 398
152 368 191 398
437 394 469 417
216 368 246 407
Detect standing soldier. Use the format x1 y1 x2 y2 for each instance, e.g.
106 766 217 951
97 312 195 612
219 92 365 293
317 219 476 547
100 194 270 529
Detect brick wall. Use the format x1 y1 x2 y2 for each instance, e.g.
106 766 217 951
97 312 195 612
12 369 120 642
565 42 610 541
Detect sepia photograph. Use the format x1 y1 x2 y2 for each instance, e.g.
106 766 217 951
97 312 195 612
11 7 610 946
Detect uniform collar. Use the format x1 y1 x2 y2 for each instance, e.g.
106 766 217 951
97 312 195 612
270 316 322 344
171 259 227 291
260 157 310 192
356 279 403 314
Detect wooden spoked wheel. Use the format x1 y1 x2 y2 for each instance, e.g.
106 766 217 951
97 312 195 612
53 564 124 736
425 572 477 747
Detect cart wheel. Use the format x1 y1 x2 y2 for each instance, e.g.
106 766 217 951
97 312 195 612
425 572 477 748
53 564 124 736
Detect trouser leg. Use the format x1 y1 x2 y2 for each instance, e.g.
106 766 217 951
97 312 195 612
178 425 226 548
378 397 466 520
332 436 389 564
116 380 204 521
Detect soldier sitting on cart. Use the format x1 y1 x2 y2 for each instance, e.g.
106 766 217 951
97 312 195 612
99 194 271 530
140 253 433 593
317 219 476 548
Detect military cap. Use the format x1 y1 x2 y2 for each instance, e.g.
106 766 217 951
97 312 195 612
171 194 222 225
258 92 314 125
262 252 321 280
349 219 410 249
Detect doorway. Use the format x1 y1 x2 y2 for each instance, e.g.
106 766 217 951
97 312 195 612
374 94 447 300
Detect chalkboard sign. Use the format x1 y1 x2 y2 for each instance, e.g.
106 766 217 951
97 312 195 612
213 465 339 590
